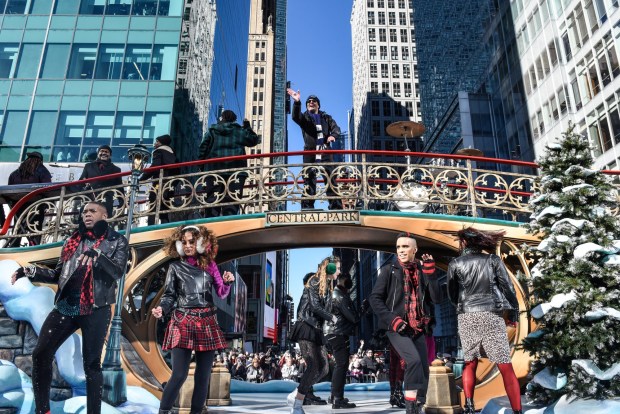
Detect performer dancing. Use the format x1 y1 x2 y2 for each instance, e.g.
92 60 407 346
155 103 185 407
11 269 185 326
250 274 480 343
287 256 340 414
446 227 522 414
151 225 235 414
11 201 128 414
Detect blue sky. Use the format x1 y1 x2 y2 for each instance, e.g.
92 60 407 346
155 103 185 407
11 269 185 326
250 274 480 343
286 1 354 307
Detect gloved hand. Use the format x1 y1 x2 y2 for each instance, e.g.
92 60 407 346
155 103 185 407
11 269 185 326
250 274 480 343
82 249 99 259
13 267 26 280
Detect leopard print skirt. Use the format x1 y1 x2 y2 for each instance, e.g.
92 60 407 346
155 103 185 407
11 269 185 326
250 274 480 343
457 311 512 363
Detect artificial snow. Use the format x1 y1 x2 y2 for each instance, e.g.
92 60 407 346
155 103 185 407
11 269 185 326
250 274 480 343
530 291 577 319
550 218 588 231
530 367 567 390
562 183 594 193
564 165 598 177
534 206 565 221
574 241 620 259
537 235 570 252
585 307 620 321
572 360 620 381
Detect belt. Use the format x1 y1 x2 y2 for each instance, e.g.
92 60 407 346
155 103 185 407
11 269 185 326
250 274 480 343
177 307 217 318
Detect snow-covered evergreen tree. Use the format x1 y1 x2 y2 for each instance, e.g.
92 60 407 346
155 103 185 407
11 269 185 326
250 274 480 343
522 124 620 404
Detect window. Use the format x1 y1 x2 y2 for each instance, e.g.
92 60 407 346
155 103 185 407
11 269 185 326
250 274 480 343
405 101 413 116
373 141 382 151
388 0 394 7
369 45 377 60
371 101 380 116
367 0 374 7
401 46 409 60
378 11 385 24
80 0 105 14
83 112 114 148
16 44 42 78
383 101 391 116
30 0 53 14
0 44 19 78
390 29 397 42
391 46 398 60
380 46 387 60
399 12 407 25
95 44 124 79
381 63 388 77
394 102 403 116
5 0 28 13
133 0 158 16
403 63 411 78
368 28 376 42
143 112 171 141
400 29 408 43
378 0 384 7
388 12 396 25
404 82 412 97
385 140 393 151
371 82 379 93
372 121 381 137
40 44 70 78
370 63 377 77
382 82 390 94
0 111 28 147
123 45 151 80
392 64 399 78
67 44 97 79
151 45 177 80
113 112 143 147
106 0 132 15
393 82 401 97
379 29 387 42
368 11 375 24
398 0 406 8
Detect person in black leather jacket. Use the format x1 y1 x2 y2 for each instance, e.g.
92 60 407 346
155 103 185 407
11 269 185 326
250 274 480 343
151 225 234 414
77 145 123 217
369 232 440 414
11 200 128 414
286 256 340 414
446 227 522 414
324 273 368 409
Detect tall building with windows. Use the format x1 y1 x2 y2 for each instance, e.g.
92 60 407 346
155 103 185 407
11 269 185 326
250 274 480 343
0 0 250 166
412 0 535 166
513 0 620 170
351 0 423 161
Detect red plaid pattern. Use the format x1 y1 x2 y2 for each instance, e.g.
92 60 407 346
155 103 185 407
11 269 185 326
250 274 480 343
162 306 227 351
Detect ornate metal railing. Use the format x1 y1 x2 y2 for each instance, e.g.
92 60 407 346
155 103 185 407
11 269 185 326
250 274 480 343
1 150 618 246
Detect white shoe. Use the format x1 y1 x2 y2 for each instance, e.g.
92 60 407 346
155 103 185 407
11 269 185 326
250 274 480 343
287 390 297 406
290 397 305 414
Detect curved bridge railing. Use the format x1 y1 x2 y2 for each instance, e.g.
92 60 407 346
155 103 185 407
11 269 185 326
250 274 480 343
0 149 618 245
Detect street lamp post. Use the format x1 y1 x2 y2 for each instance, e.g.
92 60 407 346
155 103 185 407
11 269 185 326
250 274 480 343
102 144 150 406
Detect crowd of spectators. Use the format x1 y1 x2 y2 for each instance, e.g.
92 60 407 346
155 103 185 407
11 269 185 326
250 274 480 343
216 345 393 385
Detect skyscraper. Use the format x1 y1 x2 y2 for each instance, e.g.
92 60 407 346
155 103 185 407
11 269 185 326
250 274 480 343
351 0 423 161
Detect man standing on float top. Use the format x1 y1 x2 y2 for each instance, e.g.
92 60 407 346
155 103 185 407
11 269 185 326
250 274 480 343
287 88 342 210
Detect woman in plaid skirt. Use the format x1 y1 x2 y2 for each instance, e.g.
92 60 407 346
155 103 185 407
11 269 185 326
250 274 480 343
152 225 235 414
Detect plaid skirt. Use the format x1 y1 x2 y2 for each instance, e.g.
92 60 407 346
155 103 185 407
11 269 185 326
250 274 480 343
162 306 227 351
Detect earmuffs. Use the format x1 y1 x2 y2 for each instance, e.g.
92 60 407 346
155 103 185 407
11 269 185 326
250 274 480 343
175 225 209 256
326 256 338 275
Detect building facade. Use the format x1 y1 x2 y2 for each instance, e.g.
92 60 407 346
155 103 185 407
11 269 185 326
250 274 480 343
513 0 620 170
351 0 423 161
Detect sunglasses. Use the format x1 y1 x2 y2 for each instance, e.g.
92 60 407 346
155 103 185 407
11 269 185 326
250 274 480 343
307 99 318 103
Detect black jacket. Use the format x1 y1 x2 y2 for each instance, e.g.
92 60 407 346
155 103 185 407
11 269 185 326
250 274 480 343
369 261 441 333
79 159 122 190
31 223 129 308
292 101 340 163
8 165 52 185
446 252 519 321
159 260 217 316
323 286 360 337
139 145 179 181
296 276 333 330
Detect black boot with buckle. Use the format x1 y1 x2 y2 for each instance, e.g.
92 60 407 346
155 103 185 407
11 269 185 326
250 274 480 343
405 399 421 414
390 381 406 408
463 397 475 414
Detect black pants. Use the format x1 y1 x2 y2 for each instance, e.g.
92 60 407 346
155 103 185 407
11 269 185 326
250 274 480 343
160 348 215 412
301 164 342 210
386 331 429 403
32 307 111 414
326 334 350 399
297 339 329 395
204 174 246 217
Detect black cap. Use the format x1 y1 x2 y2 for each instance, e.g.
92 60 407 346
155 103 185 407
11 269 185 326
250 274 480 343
97 144 112 154
306 95 320 108
26 151 43 160
156 134 172 146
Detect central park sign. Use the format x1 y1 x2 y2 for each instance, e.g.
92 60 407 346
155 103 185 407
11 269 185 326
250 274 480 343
265 211 361 226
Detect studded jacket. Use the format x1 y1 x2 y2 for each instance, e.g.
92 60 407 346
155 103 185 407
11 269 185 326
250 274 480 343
296 276 333 329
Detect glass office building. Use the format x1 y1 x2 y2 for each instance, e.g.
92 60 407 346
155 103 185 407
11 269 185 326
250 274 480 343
0 0 251 165
0 0 184 164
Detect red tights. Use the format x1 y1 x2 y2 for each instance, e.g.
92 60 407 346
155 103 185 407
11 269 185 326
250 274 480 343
462 360 521 410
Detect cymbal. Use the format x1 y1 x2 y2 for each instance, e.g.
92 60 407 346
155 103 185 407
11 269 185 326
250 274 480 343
456 148 484 156
386 121 425 138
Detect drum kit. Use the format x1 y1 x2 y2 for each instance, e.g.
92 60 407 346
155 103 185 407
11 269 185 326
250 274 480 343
386 121 429 212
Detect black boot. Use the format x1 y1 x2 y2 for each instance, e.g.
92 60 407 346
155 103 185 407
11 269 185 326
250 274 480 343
513 411 523 414
332 397 356 409
303 391 327 405
463 397 475 414
389 383 406 408
158 410 171 414
405 399 421 414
